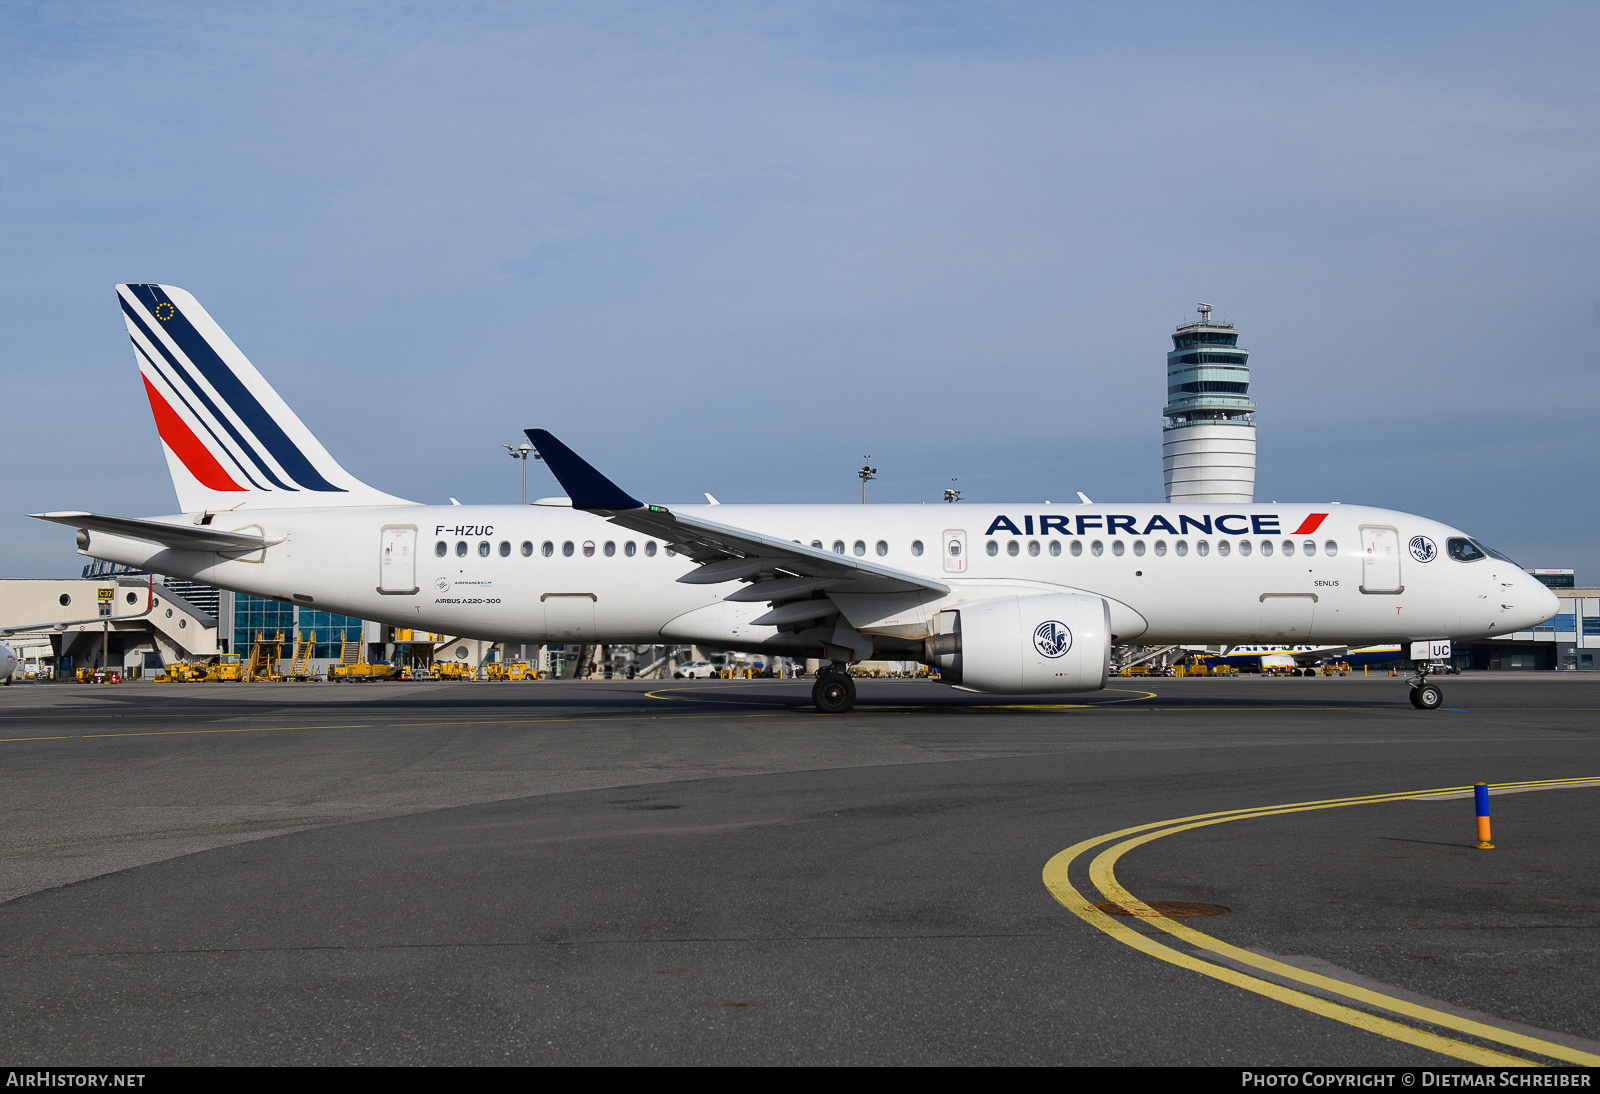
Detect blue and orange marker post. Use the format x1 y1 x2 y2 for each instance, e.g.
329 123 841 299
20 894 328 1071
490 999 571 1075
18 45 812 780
1474 783 1494 849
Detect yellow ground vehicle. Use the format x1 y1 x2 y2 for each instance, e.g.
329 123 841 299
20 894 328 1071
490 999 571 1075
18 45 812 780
329 636 397 681
155 661 214 682
485 661 540 681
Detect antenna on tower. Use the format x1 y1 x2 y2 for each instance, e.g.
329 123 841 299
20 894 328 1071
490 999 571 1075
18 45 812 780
1196 302 1212 324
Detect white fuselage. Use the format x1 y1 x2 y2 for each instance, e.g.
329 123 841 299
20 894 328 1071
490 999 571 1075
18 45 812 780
78 501 1558 656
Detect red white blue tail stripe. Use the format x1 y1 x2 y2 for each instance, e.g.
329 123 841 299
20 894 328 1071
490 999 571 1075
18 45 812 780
119 284 411 512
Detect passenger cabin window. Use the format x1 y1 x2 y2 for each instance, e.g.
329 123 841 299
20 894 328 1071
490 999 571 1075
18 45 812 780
1111 541 1125 557
1049 541 1061 556
583 541 596 557
1303 540 1316 556
1175 540 1188 556
521 541 533 557
625 541 637 557
1238 540 1251 557
1260 540 1272 557
1091 541 1104 556
832 540 845 555
1448 538 1485 562
1196 540 1209 556
1324 541 1338 557
986 541 999 556
876 540 888 556
1132 540 1145 557
645 542 657 556
542 541 554 557
1281 540 1294 557
499 541 511 557
604 541 615 557
910 540 924 556
1071 540 1083 557
1028 540 1040 556
456 541 467 557
1218 540 1231 556
436 541 448 557
478 541 491 557
1153 540 1166 556
1006 540 1019 556
562 541 574 557
853 540 866 556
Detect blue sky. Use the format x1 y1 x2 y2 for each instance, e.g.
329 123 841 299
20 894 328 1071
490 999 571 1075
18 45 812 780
4 2 1597 578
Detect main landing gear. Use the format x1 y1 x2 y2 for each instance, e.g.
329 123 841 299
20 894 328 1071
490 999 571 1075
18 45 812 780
1409 661 1443 710
811 665 856 715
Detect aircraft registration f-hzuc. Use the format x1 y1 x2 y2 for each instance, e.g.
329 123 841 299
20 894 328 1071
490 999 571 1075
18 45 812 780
32 285 1559 712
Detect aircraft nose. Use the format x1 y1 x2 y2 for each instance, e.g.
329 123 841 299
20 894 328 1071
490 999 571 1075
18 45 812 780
1508 573 1560 632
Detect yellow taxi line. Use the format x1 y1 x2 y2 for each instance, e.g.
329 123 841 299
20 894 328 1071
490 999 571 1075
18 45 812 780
1043 778 1600 1067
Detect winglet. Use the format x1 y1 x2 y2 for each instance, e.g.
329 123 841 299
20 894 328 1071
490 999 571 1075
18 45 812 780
524 430 644 511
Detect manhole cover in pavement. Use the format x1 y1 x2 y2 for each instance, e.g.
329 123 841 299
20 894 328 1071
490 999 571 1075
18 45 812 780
1091 901 1230 918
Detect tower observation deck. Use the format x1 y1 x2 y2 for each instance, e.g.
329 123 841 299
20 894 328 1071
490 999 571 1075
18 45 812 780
1162 303 1256 504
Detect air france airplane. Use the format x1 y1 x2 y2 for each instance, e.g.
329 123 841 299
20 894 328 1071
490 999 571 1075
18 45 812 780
33 285 1558 713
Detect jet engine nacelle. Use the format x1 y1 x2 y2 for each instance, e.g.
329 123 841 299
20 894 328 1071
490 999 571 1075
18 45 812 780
925 591 1111 694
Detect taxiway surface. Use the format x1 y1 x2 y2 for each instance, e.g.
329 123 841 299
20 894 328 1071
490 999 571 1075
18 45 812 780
2 675 1596 1065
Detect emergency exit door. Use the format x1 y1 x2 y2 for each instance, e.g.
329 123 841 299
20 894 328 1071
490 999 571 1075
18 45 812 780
1359 525 1403 594
942 529 967 574
379 525 419 594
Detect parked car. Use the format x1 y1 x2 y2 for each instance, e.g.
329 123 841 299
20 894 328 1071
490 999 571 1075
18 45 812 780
674 660 718 679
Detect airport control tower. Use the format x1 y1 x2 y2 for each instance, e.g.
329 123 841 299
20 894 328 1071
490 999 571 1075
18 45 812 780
1162 303 1256 503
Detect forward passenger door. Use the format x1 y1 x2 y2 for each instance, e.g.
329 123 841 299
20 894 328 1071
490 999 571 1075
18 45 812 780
1359 526 1403 594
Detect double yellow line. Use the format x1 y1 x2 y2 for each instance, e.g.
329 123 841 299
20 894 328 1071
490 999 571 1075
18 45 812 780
1042 777 1600 1067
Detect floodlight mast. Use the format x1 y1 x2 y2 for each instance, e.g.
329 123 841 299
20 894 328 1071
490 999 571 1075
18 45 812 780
503 442 538 504
858 457 877 504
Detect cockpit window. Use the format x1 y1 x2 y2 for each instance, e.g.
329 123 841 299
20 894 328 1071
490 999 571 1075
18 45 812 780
1447 538 1485 562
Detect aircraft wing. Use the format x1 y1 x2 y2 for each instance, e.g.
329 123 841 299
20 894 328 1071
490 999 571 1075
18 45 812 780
525 430 949 610
1289 646 1348 665
30 512 282 553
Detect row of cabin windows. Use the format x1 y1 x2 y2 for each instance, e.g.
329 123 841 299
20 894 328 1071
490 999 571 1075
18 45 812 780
436 536 1339 562
982 538 1340 559
437 539 673 559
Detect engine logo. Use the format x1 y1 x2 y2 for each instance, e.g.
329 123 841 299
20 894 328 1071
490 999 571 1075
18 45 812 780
1033 620 1072 658
1408 535 1437 563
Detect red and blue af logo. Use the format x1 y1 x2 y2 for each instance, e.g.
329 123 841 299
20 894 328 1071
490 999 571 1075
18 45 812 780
1033 620 1072 658
1409 535 1438 563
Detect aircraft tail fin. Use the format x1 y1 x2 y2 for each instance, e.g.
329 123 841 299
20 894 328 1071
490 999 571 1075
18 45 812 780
118 284 413 513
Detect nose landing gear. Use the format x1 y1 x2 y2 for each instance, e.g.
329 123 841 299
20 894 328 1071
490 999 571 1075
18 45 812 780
1408 662 1444 710
811 664 856 714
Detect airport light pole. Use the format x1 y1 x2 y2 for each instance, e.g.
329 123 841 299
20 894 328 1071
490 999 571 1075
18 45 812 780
503 442 537 504
858 457 876 504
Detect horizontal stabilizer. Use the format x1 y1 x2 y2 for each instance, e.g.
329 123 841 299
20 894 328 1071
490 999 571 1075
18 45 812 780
31 512 280 553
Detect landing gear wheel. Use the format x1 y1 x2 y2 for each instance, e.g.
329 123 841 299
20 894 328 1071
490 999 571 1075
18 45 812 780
812 672 856 714
1410 684 1443 710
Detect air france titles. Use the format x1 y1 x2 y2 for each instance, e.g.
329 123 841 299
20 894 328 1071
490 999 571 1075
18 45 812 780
983 514 1321 538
